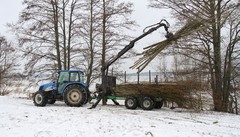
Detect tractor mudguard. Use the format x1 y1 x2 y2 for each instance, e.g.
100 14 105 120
60 82 88 94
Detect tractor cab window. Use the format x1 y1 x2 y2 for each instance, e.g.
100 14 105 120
58 71 84 84
79 72 84 82
58 72 69 83
70 72 80 82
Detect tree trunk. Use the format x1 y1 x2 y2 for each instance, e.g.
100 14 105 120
62 0 67 70
102 0 107 105
51 0 62 70
210 0 224 111
86 0 94 86
67 0 76 70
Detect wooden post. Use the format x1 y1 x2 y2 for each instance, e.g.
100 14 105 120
124 71 127 83
155 75 158 84
149 70 151 84
111 67 113 76
137 69 140 85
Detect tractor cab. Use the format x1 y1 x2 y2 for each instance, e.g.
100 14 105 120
57 70 86 93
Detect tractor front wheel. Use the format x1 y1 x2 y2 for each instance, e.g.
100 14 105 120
64 85 87 107
33 92 48 107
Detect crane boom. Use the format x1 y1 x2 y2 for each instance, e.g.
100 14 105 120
102 20 170 72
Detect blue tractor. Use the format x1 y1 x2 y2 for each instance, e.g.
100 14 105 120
33 70 90 107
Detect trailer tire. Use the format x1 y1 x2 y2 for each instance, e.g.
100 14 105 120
64 84 87 107
141 97 155 110
33 92 48 107
125 96 138 109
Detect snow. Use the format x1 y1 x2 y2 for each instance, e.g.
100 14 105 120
1 96 240 137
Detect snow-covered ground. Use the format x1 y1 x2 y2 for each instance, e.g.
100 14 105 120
0 96 240 137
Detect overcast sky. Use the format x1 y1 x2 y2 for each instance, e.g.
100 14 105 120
0 0 172 73
0 0 23 38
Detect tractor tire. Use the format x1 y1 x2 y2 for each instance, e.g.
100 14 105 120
141 97 155 110
84 89 91 104
64 84 87 107
47 99 56 104
33 92 48 107
154 100 164 109
125 96 138 109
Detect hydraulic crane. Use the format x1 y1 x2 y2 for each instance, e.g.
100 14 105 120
89 19 173 109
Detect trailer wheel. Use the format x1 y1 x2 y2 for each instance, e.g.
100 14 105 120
154 100 164 109
141 97 155 110
125 96 138 109
33 92 48 107
64 84 87 107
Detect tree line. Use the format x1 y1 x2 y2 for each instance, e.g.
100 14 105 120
7 0 135 85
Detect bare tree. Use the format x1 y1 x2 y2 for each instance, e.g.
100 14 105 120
0 36 17 95
9 0 83 80
225 7 240 114
76 0 102 86
155 55 169 82
78 0 136 87
8 0 135 90
149 0 240 112
100 0 136 71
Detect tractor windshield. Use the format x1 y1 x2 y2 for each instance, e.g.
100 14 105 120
58 72 69 83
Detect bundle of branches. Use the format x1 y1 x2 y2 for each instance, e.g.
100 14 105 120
115 82 196 108
130 19 205 72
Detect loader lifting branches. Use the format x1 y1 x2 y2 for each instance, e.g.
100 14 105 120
89 19 173 109
33 19 174 110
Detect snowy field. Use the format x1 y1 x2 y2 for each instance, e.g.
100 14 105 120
1 96 240 137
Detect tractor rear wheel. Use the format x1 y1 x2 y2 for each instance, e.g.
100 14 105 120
64 84 87 107
125 96 138 109
48 99 56 104
141 97 155 110
154 100 164 109
33 92 48 107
